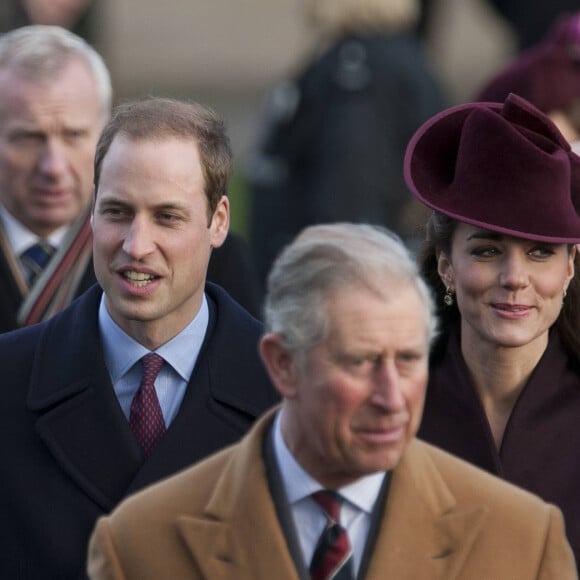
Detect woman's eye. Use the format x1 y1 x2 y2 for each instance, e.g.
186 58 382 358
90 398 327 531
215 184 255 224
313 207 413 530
529 246 555 258
471 246 499 258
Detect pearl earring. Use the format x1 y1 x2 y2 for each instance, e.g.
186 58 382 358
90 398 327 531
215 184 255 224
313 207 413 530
443 287 454 307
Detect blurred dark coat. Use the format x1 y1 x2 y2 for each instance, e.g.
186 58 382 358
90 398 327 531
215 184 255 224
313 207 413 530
418 329 580 568
0 282 278 579
248 32 446 281
487 0 580 49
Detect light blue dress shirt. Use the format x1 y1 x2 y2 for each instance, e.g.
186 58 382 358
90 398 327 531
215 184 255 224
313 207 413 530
99 294 209 426
273 410 386 575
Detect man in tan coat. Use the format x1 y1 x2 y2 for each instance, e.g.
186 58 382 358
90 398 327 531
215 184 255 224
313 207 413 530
88 224 576 580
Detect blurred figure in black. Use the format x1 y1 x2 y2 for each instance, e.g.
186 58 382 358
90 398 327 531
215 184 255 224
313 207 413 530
487 0 579 50
247 0 446 282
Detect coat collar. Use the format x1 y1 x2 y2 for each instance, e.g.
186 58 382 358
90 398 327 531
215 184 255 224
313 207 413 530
176 410 488 579
24 284 273 512
177 409 302 579
25 285 144 510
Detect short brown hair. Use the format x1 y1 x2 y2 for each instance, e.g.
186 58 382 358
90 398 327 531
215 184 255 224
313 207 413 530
94 97 233 218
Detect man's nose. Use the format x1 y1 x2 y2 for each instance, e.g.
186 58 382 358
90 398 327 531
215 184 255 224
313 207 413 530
122 217 156 259
369 359 406 411
38 139 68 178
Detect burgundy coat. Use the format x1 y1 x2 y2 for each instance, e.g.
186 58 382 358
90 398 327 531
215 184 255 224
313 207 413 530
418 330 580 567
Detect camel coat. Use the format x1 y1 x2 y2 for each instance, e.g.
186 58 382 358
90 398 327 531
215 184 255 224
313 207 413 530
88 409 577 580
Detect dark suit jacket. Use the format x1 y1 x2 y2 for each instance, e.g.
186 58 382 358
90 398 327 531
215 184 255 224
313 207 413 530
87 409 577 579
0 282 278 579
0 230 263 333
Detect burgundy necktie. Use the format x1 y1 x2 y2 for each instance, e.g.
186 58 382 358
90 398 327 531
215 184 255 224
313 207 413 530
310 490 354 580
129 353 166 458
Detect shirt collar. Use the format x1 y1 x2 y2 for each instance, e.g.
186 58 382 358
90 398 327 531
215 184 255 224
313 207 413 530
99 292 209 382
273 410 386 514
0 203 69 254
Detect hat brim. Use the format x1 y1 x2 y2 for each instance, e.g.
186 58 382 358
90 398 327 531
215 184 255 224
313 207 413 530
404 99 580 244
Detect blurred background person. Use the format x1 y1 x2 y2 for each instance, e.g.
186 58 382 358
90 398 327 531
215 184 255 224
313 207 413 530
246 0 446 283
0 25 110 332
405 93 580 567
476 11 580 153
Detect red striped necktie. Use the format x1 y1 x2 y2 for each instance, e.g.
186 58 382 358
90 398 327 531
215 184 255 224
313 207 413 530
310 490 354 580
129 353 166 458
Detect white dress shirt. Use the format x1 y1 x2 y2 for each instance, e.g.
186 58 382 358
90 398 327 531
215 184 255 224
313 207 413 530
99 294 209 426
272 410 386 575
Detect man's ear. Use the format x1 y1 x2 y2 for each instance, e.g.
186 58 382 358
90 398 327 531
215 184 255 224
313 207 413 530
259 333 300 399
209 195 229 249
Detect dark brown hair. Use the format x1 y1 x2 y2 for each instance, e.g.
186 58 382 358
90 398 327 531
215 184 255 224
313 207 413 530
94 97 232 221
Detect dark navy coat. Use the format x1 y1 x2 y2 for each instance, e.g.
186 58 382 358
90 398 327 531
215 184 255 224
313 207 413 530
0 282 278 578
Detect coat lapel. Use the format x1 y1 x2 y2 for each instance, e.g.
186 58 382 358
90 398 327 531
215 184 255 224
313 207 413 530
26 283 275 512
177 410 301 580
364 439 488 579
26 286 142 511
174 414 490 580
127 285 277 495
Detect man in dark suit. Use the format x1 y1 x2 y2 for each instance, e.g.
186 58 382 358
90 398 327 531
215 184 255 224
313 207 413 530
88 223 576 579
0 96 278 579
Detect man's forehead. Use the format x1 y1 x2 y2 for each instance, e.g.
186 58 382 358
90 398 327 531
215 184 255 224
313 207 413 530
323 285 429 343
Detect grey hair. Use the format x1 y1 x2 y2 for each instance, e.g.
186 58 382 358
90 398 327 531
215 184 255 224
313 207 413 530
263 223 438 361
0 25 112 118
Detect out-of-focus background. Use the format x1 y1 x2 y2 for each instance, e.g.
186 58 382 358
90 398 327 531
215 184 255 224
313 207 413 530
80 0 518 236
97 0 514 141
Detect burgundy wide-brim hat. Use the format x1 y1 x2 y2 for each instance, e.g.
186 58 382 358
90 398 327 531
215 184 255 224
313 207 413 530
404 93 580 243
476 12 580 113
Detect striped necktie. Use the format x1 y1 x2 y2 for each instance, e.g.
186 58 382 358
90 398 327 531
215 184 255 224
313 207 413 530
310 490 354 580
21 240 56 285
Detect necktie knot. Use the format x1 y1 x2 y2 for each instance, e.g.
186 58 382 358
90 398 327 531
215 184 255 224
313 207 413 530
129 353 166 458
312 490 342 523
21 240 56 285
141 352 164 382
